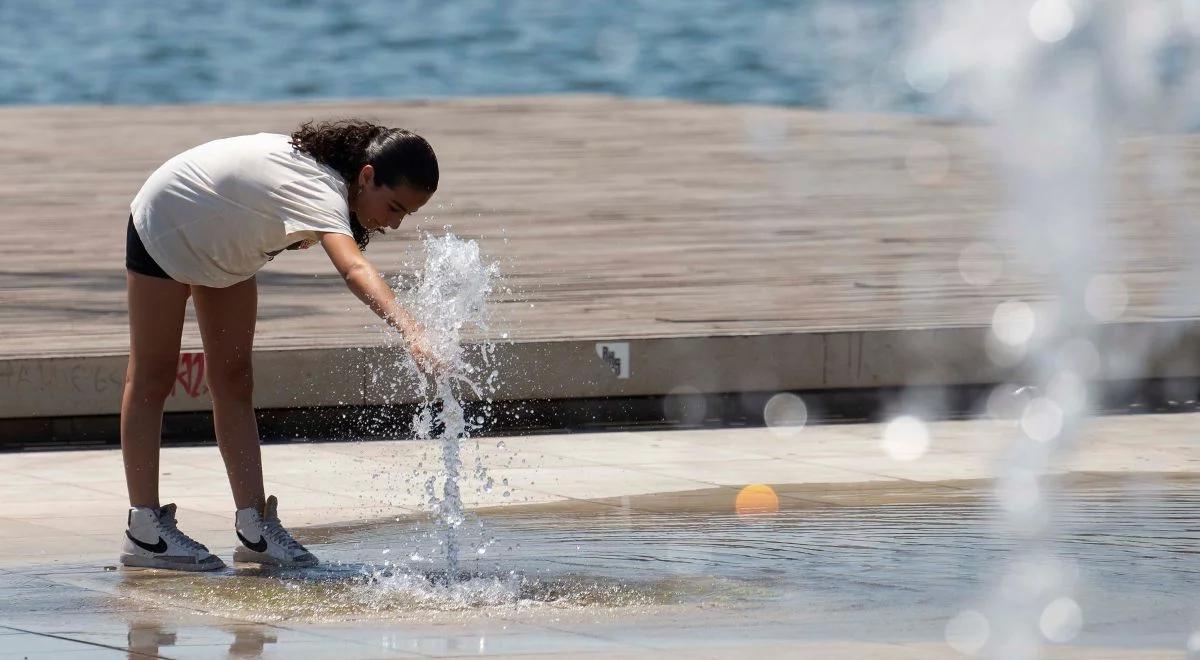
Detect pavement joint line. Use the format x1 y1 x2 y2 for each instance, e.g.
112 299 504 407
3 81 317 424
484 441 786 471
475 490 663 516
94 452 428 511
43 572 282 635
773 492 846 508
484 482 798 514
0 624 164 659
507 480 706 506
12 598 422 659
777 457 983 491
567 455 878 503
33 561 666 659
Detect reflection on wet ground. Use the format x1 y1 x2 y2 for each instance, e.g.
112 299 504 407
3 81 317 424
126 620 277 658
1 474 1197 657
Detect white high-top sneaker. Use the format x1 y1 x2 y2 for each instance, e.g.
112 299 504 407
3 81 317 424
233 495 318 567
120 503 225 571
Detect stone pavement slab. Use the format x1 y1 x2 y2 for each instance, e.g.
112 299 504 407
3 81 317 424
0 414 1195 569
0 416 1195 658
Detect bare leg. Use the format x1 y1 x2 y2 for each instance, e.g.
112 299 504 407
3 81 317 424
191 277 265 512
121 271 190 509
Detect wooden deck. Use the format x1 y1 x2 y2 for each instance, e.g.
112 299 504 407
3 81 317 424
1 95 1198 359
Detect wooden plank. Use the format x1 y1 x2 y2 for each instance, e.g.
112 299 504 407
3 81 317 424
0 96 1197 359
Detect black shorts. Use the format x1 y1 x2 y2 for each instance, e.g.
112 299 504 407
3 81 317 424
125 215 174 280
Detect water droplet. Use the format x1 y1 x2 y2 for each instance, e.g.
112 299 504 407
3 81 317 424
502 490 511 498
763 392 807 437
881 416 931 461
904 50 949 94
1021 398 1064 442
992 300 1036 347
945 610 989 655
1039 597 1082 642
958 242 1003 286
1084 274 1128 322
1029 0 1074 43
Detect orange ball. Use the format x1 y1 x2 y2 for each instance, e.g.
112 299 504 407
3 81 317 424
735 484 780 515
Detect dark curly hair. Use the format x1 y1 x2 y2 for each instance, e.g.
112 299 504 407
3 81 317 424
290 119 438 250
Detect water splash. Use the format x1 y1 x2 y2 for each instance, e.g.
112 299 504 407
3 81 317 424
113 563 675 622
399 232 500 581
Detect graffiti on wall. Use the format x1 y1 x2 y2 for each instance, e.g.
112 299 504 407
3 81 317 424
0 349 213 418
0 352 209 401
172 351 207 399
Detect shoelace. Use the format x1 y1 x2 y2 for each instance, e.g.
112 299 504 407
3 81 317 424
261 515 304 551
158 512 209 553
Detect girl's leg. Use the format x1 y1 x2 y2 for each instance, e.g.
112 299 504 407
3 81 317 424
190 277 265 512
122 271 191 508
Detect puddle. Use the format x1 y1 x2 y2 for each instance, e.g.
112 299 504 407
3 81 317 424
111 564 718 621
98 474 1199 644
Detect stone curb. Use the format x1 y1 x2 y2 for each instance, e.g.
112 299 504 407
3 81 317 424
3 320 1198 420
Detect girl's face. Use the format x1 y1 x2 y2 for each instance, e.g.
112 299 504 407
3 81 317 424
351 165 434 234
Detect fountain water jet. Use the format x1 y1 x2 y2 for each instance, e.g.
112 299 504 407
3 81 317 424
396 232 500 582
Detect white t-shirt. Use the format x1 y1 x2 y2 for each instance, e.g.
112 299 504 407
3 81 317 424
130 133 354 288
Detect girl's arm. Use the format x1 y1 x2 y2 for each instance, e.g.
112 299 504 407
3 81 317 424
320 232 439 368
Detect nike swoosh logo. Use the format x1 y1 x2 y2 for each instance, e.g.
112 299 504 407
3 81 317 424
238 531 269 553
126 531 168 553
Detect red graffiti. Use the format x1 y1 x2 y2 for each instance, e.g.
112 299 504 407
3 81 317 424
172 352 208 398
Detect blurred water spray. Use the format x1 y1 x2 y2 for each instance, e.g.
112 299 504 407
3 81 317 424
912 1 1200 656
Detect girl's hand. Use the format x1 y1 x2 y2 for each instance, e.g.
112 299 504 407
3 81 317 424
404 326 448 374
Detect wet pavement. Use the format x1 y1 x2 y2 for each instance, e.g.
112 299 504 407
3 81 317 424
3 477 1197 658
1 418 1198 658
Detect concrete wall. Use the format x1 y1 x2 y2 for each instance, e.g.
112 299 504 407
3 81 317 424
4 321 1199 420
